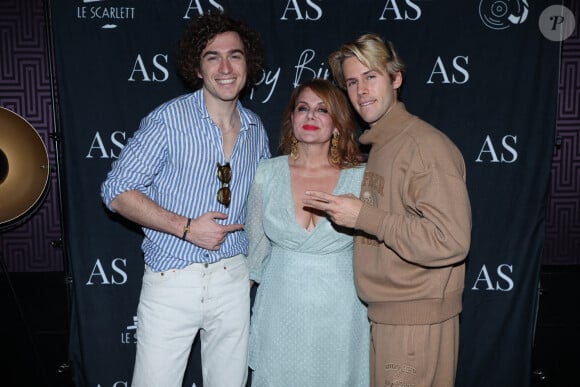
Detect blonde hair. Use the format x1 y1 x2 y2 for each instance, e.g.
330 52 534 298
328 33 405 89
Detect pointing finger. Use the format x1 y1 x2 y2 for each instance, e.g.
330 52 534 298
223 223 244 232
305 191 332 203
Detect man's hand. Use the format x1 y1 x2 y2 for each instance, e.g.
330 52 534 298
303 191 363 229
186 212 243 250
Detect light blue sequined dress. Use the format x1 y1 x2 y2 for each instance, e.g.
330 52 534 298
246 156 370 387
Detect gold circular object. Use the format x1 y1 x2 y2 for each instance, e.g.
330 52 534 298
0 107 50 227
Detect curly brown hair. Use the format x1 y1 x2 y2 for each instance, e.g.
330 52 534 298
176 12 264 91
279 79 361 169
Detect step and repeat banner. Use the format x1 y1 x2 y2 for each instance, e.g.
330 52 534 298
50 1 563 386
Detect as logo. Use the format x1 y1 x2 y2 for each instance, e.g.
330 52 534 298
426 56 469 85
476 135 518 163
379 0 422 21
183 0 224 18
86 258 128 285
280 0 323 21
86 131 126 159
472 264 514 291
128 54 169 82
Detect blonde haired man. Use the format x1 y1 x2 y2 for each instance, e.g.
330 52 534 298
304 33 472 386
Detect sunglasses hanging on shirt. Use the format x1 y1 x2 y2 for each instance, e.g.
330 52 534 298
216 162 231 207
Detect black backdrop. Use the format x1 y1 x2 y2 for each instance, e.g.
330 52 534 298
49 1 562 386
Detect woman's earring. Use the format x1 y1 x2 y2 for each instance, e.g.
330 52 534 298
290 136 299 160
330 132 340 165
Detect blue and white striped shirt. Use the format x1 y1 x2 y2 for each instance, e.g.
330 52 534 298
101 89 271 271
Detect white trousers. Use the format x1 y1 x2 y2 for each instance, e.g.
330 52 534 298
131 255 250 387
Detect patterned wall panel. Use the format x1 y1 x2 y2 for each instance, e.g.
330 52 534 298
542 0 580 265
0 0 64 271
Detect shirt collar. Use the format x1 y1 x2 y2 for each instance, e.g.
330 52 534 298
193 89 256 133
